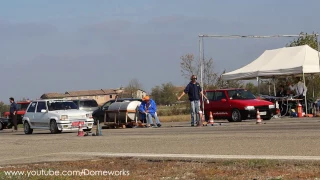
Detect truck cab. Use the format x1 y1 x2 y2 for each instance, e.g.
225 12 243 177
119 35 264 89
4 100 31 124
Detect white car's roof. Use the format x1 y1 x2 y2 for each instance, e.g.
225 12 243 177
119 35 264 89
34 99 74 102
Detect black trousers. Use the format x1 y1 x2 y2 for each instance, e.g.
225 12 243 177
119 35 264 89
9 113 17 130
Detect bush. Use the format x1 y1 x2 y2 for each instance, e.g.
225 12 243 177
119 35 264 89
0 101 10 117
157 103 190 116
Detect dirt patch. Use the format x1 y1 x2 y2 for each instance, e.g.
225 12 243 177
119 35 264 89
1 157 320 180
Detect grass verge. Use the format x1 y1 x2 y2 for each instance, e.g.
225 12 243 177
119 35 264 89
1 158 320 180
159 114 190 122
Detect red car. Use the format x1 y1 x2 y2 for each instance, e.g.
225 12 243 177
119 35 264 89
203 88 276 122
3 100 31 124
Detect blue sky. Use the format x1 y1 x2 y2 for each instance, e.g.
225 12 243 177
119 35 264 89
1 0 320 102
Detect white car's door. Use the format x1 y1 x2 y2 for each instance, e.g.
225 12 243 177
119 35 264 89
34 101 49 128
25 102 37 127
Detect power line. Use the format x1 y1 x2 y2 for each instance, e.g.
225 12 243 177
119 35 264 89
199 34 319 38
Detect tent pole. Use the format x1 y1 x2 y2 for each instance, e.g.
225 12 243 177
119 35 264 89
317 34 320 99
312 74 314 98
273 77 276 96
200 36 205 119
303 73 308 114
257 77 260 95
316 34 320 72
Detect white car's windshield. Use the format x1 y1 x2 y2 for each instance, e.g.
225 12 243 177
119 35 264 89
48 101 78 111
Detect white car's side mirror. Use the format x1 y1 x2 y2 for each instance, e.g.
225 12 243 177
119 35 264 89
41 109 47 113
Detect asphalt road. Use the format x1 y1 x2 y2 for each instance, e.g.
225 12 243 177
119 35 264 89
1 117 320 166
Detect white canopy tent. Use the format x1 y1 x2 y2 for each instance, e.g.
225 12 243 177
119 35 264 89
222 45 320 80
221 45 320 115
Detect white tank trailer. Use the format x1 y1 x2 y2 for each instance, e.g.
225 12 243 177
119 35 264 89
107 100 141 123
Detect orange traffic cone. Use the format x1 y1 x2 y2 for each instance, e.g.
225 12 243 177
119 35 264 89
208 111 214 126
77 123 84 136
256 109 262 124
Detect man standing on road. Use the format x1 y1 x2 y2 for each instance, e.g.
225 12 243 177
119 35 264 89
177 75 208 126
9 97 18 132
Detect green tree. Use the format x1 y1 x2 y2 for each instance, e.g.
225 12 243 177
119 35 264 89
245 82 258 95
123 79 143 98
215 70 243 89
287 32 318 49
180 54 242 89
160 82 177 105
0 101 10 116
151 83 183 105
287 32 320 98
150 85 161 104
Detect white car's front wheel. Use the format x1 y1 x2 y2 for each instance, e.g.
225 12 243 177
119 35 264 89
24 121 33 134
50 120 61 134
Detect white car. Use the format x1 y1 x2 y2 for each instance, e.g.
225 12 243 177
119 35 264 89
22 99 94 134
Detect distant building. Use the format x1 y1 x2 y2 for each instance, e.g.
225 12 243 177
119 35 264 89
120 88 147 99
40 88 147 105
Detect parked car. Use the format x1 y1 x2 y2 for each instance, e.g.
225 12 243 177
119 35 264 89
72 99 98 115
0 118 9 130
22 99 94 134
204 88 276 122
4 100 31 124
92 98 142 124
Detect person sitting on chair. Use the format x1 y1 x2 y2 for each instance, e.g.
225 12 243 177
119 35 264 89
276 85 286 97
288 77 307 99
139 96 161 128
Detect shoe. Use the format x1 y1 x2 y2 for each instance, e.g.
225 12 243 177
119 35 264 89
157 124 161 127
191 124 195 127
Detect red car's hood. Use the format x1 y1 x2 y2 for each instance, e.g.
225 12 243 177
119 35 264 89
231 99 273 106
3 110 26 116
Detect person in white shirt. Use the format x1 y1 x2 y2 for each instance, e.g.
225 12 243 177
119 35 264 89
288 77 307 99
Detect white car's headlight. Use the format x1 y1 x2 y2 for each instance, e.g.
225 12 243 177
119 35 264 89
244 106 255 110
269 105 275 109
86 113 92 118
60 115 68 120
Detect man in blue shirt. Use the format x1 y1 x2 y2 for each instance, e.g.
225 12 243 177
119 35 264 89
139 96 161 128
9 97 18 132
178 75 208 126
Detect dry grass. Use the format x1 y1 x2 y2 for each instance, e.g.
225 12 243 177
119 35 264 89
1 158 320 180
158 114 190 122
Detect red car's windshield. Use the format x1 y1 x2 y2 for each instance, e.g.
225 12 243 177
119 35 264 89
228 90 256 100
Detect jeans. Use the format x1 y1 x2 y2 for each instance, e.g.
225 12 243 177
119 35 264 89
190 100 200 125
146 112 161 125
